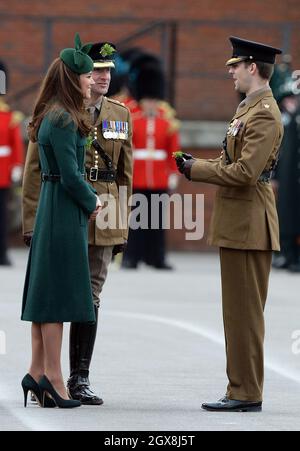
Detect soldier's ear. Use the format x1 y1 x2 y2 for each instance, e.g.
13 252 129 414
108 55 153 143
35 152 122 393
248 62 258 75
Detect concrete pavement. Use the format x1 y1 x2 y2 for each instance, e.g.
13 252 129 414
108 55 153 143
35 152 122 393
0 249 300 431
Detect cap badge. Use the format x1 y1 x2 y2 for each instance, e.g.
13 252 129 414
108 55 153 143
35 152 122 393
99 43 116 58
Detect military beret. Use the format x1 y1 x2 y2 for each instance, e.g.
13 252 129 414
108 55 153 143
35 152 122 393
88 42 117 69
60 33 94 74
226 36 282 66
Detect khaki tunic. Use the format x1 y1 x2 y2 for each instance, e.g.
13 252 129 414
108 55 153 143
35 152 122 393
22 97 133 246
191 88 283 250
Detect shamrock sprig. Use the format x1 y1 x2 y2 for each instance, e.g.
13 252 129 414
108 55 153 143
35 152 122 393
100 43 116 58
85 134 94 151
172 151 184 158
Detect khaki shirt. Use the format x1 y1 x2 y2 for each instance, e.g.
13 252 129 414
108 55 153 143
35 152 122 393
191 88 283 250
22 96 133 246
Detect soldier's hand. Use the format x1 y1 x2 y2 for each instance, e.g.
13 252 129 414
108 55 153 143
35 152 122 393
90 205 101 221
23 232 33 247
113 241 127 256
11 165 23 184
90 196 102 221
175 153 195 180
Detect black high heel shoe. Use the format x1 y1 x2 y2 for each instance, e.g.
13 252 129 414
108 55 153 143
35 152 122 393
39 376 81 408
21 374 55 408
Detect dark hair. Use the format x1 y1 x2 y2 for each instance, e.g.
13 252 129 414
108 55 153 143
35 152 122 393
244 60 274 81
28 58 90 142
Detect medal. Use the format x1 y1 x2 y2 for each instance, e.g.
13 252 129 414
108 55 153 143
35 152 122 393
115 121 118 139
232 120 243 136
227 119 243 137
110 121 117 139
227 119 237 136
118 122 124 139
124 121 128 139
102 120 110 139
116 121 121 139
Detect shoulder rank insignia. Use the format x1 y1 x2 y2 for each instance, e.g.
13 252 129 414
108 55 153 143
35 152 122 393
264 104 270 109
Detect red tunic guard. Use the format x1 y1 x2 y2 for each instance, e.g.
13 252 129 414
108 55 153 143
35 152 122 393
0 100 24 188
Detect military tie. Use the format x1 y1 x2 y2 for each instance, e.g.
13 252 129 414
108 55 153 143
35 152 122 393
88 106 97 124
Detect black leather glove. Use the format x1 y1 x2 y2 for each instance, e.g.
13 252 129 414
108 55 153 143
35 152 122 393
175 153 196 180
23 232 33 248
113 241 127 256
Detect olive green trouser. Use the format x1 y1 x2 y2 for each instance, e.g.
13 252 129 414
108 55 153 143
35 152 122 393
88 245 114 308
220 248 272 402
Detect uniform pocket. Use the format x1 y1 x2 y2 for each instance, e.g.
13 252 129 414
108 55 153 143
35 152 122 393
216 196 252 242
220 186 255 201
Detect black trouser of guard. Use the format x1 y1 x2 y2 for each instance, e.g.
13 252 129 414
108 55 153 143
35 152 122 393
280 235 300 266
0 189 9 261
123 189 167 266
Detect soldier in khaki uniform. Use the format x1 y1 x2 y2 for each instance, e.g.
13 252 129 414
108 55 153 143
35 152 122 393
22 42 133 405
176 37 283 412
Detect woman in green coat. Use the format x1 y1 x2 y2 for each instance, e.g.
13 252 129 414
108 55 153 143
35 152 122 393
21 34 101 408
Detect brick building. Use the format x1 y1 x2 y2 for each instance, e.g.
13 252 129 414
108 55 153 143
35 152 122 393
1 1 299 250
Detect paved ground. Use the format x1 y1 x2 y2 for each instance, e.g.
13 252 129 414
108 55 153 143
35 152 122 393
0 248 300 431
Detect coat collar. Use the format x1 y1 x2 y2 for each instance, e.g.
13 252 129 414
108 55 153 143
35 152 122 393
233 88 273 119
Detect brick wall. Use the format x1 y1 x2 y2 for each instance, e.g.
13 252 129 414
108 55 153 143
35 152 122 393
1 1 300 119
2 1 293 250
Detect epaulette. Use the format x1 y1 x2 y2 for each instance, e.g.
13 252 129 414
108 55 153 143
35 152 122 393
106 97 129 110
168 118 181 134
159 100 177 120
261 102 271 110
10 110 24 127
258 98 275 114
0 99 10 112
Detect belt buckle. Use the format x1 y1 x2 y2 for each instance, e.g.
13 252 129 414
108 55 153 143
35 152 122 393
89 167 98 182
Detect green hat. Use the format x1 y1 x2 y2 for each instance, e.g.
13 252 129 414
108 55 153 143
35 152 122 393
60 33 94 74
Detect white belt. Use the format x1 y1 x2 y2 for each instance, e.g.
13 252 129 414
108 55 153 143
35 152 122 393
0 146 11 157
133 149 167 161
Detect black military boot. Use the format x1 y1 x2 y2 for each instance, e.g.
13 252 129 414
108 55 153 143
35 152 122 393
67 307 103 405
